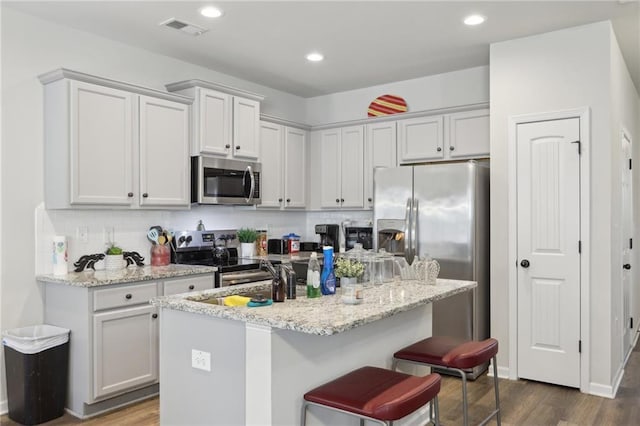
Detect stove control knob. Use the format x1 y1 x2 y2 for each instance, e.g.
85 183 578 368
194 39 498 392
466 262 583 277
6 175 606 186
186 235 193 244
178 236 186 244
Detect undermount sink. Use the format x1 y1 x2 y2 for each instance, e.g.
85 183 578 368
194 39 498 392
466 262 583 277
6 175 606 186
187 288 272 305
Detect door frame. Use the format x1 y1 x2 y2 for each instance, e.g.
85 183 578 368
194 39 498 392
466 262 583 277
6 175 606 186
507 107 591 393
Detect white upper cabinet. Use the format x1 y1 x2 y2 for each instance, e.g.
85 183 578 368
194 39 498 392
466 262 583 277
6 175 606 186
39 69 192 209
166 80 264 160
233 96 261 160
319 125 364 209
283 127 307 208
397 115 444 164
138 96 190 207
365 121 397 209
397 108 489 164
70 81 135 206
447 109 490 158
259 120 307 209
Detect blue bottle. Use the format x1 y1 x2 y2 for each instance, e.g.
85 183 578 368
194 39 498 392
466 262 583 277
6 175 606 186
321 246 336 295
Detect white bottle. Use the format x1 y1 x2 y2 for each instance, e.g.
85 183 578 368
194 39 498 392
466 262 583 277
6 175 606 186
306 252 321 298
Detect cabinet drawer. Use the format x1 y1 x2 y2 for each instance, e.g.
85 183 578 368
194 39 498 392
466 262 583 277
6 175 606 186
163 275 214 296
93 282 158 311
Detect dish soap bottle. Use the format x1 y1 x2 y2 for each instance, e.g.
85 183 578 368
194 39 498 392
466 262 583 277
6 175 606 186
306 252 321 298
320 246 336 295
197 220 205 231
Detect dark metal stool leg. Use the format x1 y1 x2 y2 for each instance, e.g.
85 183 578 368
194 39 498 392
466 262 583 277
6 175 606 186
493 355 501 426
460 370 469 426
433 395 440 426
300 401 308 426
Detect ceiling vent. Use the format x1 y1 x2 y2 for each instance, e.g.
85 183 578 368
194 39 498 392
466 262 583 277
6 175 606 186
159 18 208 36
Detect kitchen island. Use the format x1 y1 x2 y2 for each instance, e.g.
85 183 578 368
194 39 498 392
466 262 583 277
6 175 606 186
151 278 475 425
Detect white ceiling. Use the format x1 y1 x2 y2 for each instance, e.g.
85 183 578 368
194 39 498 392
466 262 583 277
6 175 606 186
5 1 639 98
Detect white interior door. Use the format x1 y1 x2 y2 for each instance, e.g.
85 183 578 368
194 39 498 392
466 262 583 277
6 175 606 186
622 130 633 353
517 117 581 388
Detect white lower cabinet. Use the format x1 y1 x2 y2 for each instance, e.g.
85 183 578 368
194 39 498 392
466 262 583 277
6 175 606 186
43 273 214 417
93 304 158 400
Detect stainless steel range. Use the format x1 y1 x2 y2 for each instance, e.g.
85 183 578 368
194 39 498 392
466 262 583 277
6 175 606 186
171 230 276 287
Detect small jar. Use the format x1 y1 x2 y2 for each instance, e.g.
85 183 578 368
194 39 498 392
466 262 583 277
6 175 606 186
341 277 363 304
256 230 268 256
151 244 170 266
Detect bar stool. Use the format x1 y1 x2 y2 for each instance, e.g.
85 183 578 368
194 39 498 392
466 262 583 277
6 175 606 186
301 366 441 426
392 337 500 426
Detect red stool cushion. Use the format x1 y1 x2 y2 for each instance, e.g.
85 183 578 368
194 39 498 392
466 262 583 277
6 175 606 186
394 337 499 370
304 366 441 421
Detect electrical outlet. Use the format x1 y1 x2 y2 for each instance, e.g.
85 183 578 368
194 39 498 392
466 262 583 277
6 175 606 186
191 349 211 372
103 227 114 244
76 226 88 243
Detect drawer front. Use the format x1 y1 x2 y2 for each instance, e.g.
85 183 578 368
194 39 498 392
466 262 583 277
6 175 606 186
163 275 214 296
93 282 159 311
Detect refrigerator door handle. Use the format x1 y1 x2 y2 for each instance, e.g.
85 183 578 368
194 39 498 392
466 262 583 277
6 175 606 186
404 197 412 263
411 198 419 260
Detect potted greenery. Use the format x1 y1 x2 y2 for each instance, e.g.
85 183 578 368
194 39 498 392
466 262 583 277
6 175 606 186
335 257 365 304
104 243 125 270
237 228 258 258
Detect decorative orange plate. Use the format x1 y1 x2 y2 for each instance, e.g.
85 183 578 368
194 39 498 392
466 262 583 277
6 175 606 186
367 94 408 117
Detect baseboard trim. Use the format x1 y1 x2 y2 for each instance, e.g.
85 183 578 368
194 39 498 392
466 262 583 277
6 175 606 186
588 381 617 399
488 364 511 380
0 399 7 415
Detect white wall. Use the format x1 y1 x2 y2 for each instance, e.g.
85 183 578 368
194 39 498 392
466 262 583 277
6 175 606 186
609 25 640 380
490 21 639 393
305 66 489 126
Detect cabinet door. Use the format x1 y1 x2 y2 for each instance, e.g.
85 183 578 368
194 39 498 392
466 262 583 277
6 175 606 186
198 88 231 156
139 96 190 207
70 81 134 206
92 304 158 400
365 122 397 209
340 125 365 209
283 127 307 209
447 109 490 159
258 121 284 208
233 97 260 160
319 129 342 209
397 115 444 164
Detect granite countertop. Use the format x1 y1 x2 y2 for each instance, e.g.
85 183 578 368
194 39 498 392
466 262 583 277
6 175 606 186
36 264 217 288
150 278 476 336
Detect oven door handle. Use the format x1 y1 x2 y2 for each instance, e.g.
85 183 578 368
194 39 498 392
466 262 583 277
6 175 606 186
243 165 256 203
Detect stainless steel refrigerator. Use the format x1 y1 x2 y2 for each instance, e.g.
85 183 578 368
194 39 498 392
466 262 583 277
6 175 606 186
374 160 490 378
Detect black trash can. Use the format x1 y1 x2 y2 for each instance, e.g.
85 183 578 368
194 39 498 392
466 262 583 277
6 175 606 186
2 325 70 425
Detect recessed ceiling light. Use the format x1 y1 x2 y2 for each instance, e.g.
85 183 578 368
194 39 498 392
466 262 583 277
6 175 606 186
464 14 486 26
306 52 324 62
200 6 223 18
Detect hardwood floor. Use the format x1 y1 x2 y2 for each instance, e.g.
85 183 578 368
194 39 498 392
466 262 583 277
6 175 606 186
2 337 639 425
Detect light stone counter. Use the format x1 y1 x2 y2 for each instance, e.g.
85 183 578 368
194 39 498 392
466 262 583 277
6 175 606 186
36 264 217 288
150 278 475 335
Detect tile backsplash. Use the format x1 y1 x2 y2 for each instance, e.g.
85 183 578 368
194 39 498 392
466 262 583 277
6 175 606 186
35 203 372 274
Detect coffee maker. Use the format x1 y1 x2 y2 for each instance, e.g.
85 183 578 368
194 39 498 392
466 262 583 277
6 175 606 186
315 224 340 253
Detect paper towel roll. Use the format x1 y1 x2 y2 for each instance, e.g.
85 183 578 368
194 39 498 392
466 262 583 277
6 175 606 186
52 236 68 276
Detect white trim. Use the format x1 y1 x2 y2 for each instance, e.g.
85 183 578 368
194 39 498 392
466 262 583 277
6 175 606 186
260 113 311 131
0 399 6 416
165 79 265 102
487 364 511 380
310 102 490 131
38 68 193 104
507 107 591 390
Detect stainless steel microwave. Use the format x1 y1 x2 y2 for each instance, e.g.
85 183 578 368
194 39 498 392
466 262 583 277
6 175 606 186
191 156 261 205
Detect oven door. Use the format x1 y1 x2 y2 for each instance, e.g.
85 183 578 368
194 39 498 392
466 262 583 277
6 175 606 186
192 156 261 205
217 269 273 287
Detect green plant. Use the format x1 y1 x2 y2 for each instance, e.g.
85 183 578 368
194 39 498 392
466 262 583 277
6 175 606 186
105 243 123 255
237 228 258 243
334 257 365 278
